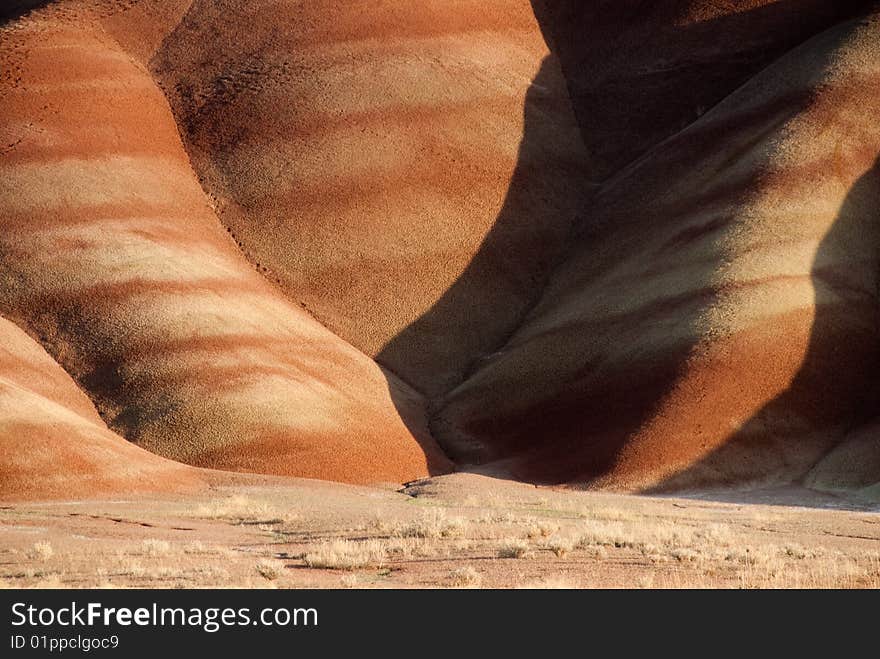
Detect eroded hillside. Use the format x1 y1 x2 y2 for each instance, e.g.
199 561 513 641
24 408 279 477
1 0 878 499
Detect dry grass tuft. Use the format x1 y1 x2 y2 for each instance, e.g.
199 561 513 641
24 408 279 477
303 540 387 570
192 495 298 524
255 559 284 581
182 541 233 556
447 566 481 588
139 539 171 557
394 509 466 539
525 519 559 539
498 540 530 559
26 541 54 562
546 537 575 558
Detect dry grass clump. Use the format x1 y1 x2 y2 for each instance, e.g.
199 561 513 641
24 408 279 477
138 539 171 557
576 521 636 549
477 511 519 524
525 519 559 539
739 558 849 589
194 495 271 520
364 514 394 535
497 540 530 559
577 506 643 523
182 541 233 556
394 509 466 539
100 559 231 584
448 566 482 588
255 558 284 581
26 541 54 562
385 537 442 560
669 548 701 563
782 544 825 560
575 519 737 554
192 495 299 524
545 537 575 558
303 539 387 570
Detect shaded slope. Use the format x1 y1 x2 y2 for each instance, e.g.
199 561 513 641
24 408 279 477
0 8 450 484
0 315 205 501
531 0 871 177
436 12 880 488
807 418 880 497
657 155 880 492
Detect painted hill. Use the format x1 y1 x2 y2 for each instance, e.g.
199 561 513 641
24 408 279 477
151 0 594 397
0 3 449 495
0 314 205 500
1 0 878 499
437 9 880 491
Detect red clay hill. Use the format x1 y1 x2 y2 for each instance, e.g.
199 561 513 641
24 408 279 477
1 0 878 500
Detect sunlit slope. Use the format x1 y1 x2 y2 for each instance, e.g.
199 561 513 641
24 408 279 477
0 11 450 484
152 0 593 396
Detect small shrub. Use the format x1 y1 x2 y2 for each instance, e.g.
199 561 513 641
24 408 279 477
547 538 575 558
395 510 466 539
526 520 559 539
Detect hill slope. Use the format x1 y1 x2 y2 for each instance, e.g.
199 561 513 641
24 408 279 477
0 5 449 489
0 315 205 500
437 12 880 490
1 1 878 497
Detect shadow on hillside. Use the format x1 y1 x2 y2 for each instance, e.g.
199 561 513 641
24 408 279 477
653 157 880 492
378 0 876 483
0 1 56 24
375 54 594 396
528 0 872 177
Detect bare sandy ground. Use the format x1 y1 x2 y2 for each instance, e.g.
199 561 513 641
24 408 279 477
2 474 878 589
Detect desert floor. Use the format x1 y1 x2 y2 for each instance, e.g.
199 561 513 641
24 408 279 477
1 474 878 589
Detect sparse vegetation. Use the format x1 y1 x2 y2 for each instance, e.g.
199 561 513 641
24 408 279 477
498 540 530 559
448 566 481 588
183 541 232 556
192 495 298 524
139 539 171 557
526 519 559 539
394 509 466 539
26 542 53 562
255 559 284 581
4 478 879 589
546 537 575 558
302 540 387 570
